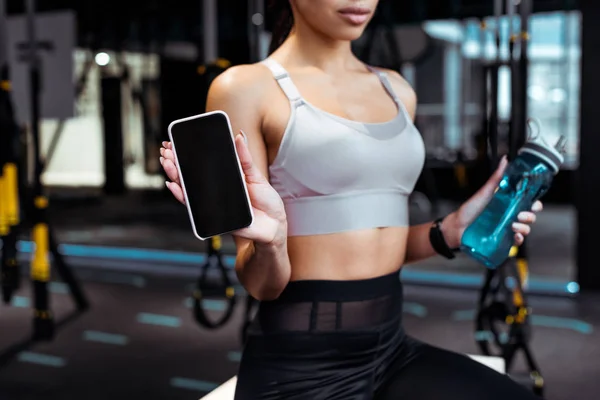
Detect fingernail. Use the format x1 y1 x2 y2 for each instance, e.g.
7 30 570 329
160 148 164 155
165 181 170 188
162 141 167 147
240 130 248 144
160 157 164 164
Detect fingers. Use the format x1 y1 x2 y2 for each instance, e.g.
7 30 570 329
517 211 536 224
160 142 176 166
512 222 531 237
235 131 266 184
160 146 176 163
513 205 541 245
514 232 524 246
159 141 180 184
160 156 181 184
160 141 185 204
165 181 186 204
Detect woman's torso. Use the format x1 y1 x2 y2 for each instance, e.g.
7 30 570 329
258 58 425 281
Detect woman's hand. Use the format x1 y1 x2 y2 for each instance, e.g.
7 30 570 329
160 132 288 246
443 156 543 248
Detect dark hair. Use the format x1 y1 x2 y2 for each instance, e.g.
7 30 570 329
268 1 294 54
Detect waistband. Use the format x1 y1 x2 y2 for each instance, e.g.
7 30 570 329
272 271 402 303
255 272 404 333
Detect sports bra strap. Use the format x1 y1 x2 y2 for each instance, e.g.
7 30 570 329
262 58 303 104
366 66 401 107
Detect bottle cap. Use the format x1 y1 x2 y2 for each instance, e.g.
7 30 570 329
518 119 565 174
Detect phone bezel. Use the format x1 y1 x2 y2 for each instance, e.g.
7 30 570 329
167 110 254 241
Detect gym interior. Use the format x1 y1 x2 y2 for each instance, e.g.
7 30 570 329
1 0 599 399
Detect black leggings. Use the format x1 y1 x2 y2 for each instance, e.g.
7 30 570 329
235 272 540 400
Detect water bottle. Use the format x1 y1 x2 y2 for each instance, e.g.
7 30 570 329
460 124 566 269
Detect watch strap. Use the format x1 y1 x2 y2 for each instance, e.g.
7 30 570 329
429 217 459 259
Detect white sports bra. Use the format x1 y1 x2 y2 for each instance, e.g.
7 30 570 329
262 58 426 236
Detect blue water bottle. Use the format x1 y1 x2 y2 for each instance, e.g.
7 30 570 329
460 127 566 269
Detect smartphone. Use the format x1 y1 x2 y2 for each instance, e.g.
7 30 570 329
168 111 253 240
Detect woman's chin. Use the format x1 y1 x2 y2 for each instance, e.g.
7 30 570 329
332 27 368 43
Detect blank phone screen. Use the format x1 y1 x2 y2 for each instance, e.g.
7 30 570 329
170 112 252 239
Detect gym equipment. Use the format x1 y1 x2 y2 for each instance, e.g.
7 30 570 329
0 0 21 306
100 49 164 180
140 78 162 176
473 0 544 396
202 0 218 65
0 0 88 368
453 150 469 199
192 236 237 330
42 54 95 176
101 52 154 194
475 246 544 396
101 75 126 195
25 0 88 340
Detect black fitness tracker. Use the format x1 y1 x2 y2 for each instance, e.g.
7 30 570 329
429 217 460 259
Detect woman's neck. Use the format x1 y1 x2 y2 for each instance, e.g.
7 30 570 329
276 26 361 74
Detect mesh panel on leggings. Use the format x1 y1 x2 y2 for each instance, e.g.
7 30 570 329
312 302 338 331
258 302 313 332
257 294 401 333
339 295 397 330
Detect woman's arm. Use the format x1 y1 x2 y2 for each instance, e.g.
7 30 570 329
206 65 291 301
382 69 539 264
404 213 462 263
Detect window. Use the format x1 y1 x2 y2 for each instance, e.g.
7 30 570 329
421 11 581 168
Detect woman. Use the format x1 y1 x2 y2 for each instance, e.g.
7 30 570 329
160 1 543 398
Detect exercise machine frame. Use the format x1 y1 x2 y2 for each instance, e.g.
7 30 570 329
0 0 89 369
0 0 21 306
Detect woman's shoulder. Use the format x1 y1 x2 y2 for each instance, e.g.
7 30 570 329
209 62 274 101
206 62 278 127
